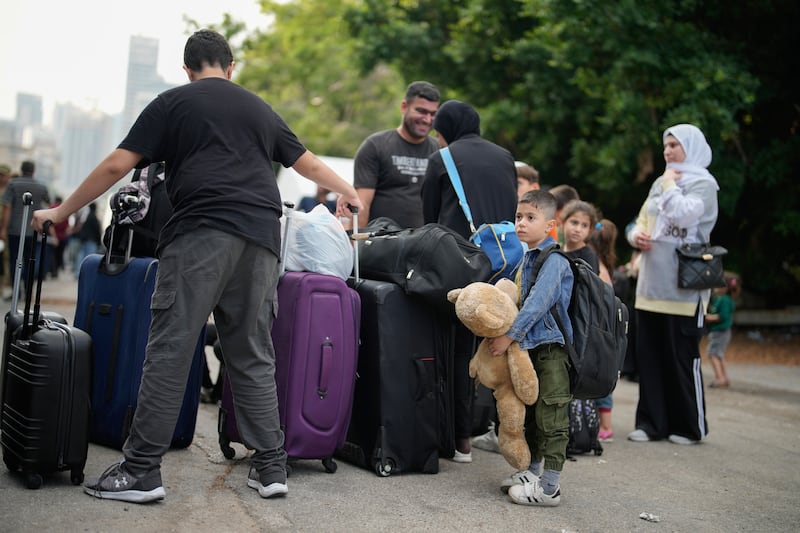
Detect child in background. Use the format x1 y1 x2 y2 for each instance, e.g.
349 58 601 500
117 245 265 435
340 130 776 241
588 218 619 441
548 185 580 243
560 200 599 273
488 190 574 507
704 276 740 388
515 162 541 199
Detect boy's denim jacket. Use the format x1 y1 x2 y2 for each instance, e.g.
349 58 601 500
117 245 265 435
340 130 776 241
505 237 574 350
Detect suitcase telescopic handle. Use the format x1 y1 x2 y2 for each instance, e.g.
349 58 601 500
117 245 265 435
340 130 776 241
20 220 50 340
349 205 359 282
10 192 34 313
32 221 53 327
280 201 295 274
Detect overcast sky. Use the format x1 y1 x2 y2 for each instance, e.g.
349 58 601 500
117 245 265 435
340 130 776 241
0 0 268 124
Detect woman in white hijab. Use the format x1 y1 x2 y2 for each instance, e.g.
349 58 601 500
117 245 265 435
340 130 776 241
625 124 719 445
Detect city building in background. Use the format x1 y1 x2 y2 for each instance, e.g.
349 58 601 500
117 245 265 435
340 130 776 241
120 35 177 139
15 92 43 146
2 35 177 204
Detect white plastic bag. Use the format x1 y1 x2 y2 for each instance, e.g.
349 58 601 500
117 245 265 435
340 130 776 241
281 203 353 280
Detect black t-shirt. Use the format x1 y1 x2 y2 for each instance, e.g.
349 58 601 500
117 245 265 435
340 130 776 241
353 129 438 228
422 134 518 239
118 77 307 257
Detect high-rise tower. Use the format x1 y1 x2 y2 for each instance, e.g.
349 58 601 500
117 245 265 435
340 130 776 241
121 36 177 136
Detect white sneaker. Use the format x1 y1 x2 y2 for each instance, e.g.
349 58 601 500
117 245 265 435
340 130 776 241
500 470 539 494
451 450 473 463
627 429 651 442
508 478 561 507
668 434 699 445
247 467 288 498
471 429 500 454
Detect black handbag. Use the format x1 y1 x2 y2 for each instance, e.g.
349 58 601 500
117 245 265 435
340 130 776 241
356 223 492 307
676 243 727 290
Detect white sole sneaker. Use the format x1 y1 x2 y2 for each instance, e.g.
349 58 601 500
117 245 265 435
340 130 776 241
500 470 539 494
627 429 651 442
508 479 561 507
471 430 501 453
668 434 699 445
451 450 473 463
247 479 288 498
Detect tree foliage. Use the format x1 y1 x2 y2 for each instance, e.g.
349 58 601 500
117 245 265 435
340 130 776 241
225 0 405 157
344 0 800 304
213 0 798 303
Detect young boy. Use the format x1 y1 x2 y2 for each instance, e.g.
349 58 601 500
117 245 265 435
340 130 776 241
487 189 574 506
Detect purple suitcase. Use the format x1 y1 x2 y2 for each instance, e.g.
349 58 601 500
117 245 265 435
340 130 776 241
218 205 360 473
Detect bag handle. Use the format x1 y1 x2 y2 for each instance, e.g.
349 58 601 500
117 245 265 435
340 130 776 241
440 147 479 238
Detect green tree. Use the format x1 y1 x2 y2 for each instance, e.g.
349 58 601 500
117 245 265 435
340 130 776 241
346 0 799 303
227 0 405 157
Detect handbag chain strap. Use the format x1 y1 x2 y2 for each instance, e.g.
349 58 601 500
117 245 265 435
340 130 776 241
440 147 479 240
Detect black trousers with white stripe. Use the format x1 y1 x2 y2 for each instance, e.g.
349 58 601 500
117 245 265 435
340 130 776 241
634 307 708 441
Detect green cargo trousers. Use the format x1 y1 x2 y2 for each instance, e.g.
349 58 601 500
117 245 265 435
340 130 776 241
524 343 571 472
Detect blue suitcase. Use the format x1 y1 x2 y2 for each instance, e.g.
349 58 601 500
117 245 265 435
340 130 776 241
73 253 204 449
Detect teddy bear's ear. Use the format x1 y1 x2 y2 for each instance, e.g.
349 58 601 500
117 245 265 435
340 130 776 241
447 288 462 303
495 278 518 305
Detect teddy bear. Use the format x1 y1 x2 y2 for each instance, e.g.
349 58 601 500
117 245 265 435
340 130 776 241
447 278 539 471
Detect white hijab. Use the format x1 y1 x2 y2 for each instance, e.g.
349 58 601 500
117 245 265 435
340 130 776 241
663 124 719 191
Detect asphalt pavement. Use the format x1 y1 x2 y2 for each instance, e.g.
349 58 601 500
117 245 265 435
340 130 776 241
0 270 798 532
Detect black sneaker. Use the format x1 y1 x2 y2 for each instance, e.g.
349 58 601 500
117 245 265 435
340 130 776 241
84 461 165 503
247 466 288 499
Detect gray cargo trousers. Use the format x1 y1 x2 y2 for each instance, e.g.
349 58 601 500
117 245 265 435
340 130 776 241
123 227 286 480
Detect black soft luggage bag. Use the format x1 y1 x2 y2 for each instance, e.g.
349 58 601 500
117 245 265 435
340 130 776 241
337 278 452 476
1 226 92 489
355 223 492 310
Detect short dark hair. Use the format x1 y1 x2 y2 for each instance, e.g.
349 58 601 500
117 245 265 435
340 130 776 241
184 29 233 72
519 190 557 220
516 163 539 184
20 160 35 176
548 184 580 210
405 81 440 103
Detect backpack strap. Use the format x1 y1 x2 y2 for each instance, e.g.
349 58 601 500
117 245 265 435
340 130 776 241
529 243 578 360
440 147 478 237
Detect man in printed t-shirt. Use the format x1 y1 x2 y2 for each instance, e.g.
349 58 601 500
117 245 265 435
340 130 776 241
353 81 440 228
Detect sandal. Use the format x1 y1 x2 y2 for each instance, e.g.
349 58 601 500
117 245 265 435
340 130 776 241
709 380 730 388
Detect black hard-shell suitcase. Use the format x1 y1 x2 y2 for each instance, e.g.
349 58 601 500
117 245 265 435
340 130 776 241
2 193 66 404
337 278 453 476
1 225 92 489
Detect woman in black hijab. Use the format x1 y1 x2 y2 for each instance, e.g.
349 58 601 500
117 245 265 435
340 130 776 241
422 100 518 462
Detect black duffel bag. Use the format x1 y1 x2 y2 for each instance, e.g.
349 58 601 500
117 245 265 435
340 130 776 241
355 222 492 307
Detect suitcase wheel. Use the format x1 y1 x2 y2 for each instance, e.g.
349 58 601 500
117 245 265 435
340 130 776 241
321 456 337 474
220 443 236 460
71 469 84 485
374 458 394 477
220 438 236 460
25 473 43 490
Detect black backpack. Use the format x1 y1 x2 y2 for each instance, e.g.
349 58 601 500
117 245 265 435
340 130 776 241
566 399 603 457
103 161 171 259
532 244 629 399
